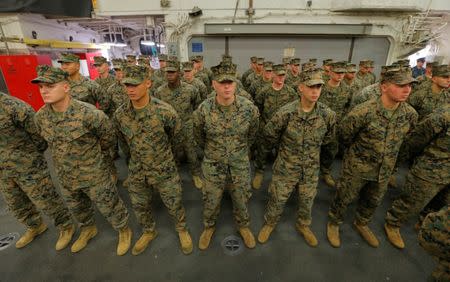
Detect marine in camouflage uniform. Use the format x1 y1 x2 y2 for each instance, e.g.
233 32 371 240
317 61 351 187
367 60 377 84
58 53 108 111
342 63 362 102
182 61 208 101
114 65 193 255
257 69 337 247
321 59 334 83
418 206 450 282
327 68 418 248
408 64 450 121
191 55 213 92
126 54 137 65
106 59 129 117
384 104 449 249
354 60 375 91
285 58 301 89
194 63 260 250
245 57 265 92
253 64 298 187
248 61 273 99
93 56 116 91
241 56 257 89
153 60 203 186
150 54 168 95
0 92 74 250
32 66 131 256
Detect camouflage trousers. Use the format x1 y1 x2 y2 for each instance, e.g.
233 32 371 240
0 168 73 229
329 170 389 225
60 179 129 230
386 172 449 227
418 207 450 282
264 174 317 227
201 161 252 228
320 136 339 175
176 122 201 176
254 120 278 173
126 173 186 232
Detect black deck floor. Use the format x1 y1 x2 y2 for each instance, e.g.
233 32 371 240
0 155 434 282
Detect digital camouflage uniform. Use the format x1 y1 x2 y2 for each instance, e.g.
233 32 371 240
193 69 260 228
285 58 301 89
263 98 336 227
241 57 257 89
150 54 168 95
350 82 381 110
354 60 375 90
154 61 202 176
317 62 351 174
114 65 187 232
329 80 418 225
0 92 73 230
93 56 116 91
245 57 264 92
418 206 450 281
191 55 213 92
248 61 273 99
408 65 450 121
182 61 209 101
386 105 449 228
33 67 129 230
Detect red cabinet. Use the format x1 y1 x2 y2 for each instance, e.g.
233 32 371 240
0 55 51 111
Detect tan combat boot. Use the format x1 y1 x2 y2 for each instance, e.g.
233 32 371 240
239 227 256 249
257 224 275 244
71 225 98 253
296 224 318 247
192 175 203 190
384 223 405 249
198 227 215 250
353 221 379 248
15 222 48 249
327 222 340 248
252 172 264 190
322 173 336 188
178 229 193 255
132 230 158 255
55 224 75 251
117 226 132 256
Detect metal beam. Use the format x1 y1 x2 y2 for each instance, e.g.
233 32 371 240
205 23 373 36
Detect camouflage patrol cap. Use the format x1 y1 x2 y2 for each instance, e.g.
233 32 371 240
382 68 416 85
330 61 348 73
57 53 80 63
93 56 108 66
367 60 375 67
309 58 318 63
126 54 136 60
432 65 450 77
359 60 371 67
182 61 194 71
190 55 203 62
394 59 410 67
346 63 357 73
299 68 324 86
137 57 150 66
302 62 315 71
158 54 168 61
250 56 257 63
122 65 150 85
111 58 125 70
211 62 237 82
222 54 233 64
290 58 301 65
263 61 274 71
323 59 334 66
168 55 179 62
273 64 286 75
165 60 180 72
31 65 69 84
426 61 437 68
256 57 265 65
282 57 291 64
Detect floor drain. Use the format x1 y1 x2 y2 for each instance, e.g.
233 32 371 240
0 233 19 251
221 235 243 256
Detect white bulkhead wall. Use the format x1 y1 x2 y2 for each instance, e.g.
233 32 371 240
95 0 450 62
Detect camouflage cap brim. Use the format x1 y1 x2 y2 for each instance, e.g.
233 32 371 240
304 79 325 87
121 77 144 85
31 76 58 84
215 74 236 83
165 67 179 72
274 70 286 75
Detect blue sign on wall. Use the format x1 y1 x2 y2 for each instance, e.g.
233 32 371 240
192 42 203 52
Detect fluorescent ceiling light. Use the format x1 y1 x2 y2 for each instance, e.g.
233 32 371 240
157 43 165 47
141 41 155 46
101 42 127 48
